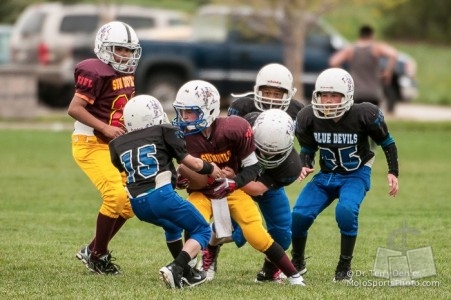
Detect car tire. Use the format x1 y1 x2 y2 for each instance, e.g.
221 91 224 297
38 82 74 108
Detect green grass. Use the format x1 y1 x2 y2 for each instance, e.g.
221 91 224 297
0 121 449 299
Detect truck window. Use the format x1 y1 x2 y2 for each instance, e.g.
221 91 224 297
60 15 99 34
117 16 156 30
20 12 46 36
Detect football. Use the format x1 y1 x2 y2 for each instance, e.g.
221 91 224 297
177 163 210 190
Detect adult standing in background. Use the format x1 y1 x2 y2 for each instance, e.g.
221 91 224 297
329 24 398 113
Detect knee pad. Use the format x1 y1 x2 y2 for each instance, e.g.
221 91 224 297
292 210 315 238
336 203 358 235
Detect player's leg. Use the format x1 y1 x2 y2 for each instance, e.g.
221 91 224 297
333 166 371 282
184 192 218 280
142 185 211 288
72 136 126 275
291 173 334 275
229 189 305 285
254 188 292 282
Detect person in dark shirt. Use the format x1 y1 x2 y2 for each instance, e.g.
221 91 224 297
109 94 222 289
329 25 397 112
68 21 142 275
291 68 399 282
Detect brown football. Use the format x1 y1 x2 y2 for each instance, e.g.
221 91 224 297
177 163 209 190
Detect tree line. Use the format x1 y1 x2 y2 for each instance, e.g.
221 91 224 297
1 0 449 44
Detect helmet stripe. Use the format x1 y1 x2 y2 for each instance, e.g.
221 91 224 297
122 22 131 43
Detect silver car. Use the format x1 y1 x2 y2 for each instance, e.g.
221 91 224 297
9 2 190 107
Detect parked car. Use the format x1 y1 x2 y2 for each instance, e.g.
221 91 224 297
9 2 190 107
0 24 12 65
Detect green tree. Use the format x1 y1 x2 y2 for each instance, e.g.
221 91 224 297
380 0 451 44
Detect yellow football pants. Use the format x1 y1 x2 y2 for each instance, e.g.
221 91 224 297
71 135 134 219
188 189 273 252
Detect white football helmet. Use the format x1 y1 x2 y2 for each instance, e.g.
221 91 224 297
252 109 295 169
94 21 142 74
172 80 220 136
312 68 354 119
123 95 169 132
254 63 297 111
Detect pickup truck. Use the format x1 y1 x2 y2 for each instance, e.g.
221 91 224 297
132 5 418 110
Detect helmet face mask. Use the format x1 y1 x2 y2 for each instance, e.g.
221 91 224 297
172 80 220 136
123 95 168 132
312 68 354 119
254 63 297 111
94 21 142 74
252 109 295 169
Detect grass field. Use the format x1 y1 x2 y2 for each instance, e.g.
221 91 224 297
0 121 449 299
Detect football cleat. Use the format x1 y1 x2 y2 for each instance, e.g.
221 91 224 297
87 252 121 275
255 269 285 284
197 245 221 281
75 245 91 266
287 273 306 286
333 255 353 282
160 263 184 289
182 266 207 287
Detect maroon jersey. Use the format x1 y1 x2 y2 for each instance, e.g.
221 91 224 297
74 58 136 142
185 116 255 174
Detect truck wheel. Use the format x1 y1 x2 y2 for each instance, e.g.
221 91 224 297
144 73 184 111
38 82 74 108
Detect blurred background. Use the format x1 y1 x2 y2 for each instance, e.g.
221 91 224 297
0 0 449 120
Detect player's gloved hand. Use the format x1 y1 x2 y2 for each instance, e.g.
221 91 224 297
175 174 190 190
203 178 237 199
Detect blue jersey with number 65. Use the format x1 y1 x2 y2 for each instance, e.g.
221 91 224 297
295 102 394 173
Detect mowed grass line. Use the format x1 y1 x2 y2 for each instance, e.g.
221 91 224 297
0 122 449 299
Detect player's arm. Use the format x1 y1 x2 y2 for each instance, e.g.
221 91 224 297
365 105 399 196
298 147 316 181
180 154 221 178
67 95 124 139
381 137 399 197
222 166 268 196
202 152 261 199
233 152 261 188
241 181 268 196
295 108 317 180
